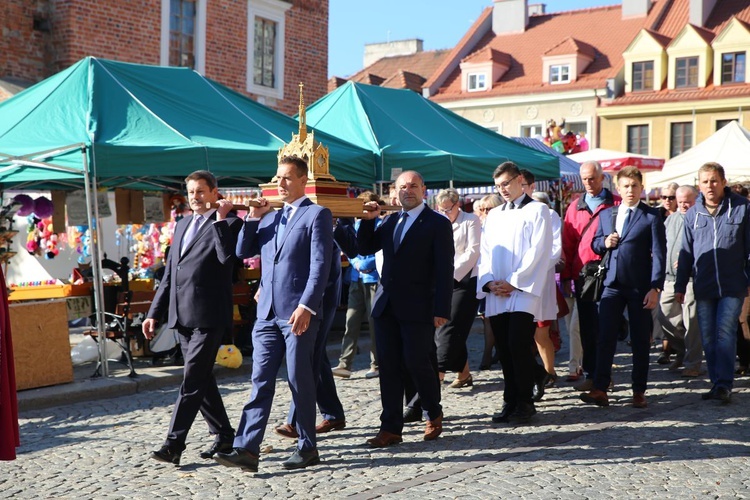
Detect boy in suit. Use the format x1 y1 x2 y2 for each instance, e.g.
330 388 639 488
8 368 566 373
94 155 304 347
581 166 666 409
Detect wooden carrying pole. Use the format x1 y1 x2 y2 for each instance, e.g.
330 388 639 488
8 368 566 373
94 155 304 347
206 200 400 217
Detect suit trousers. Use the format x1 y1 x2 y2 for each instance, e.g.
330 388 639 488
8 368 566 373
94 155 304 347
287 278 346 424
374 303 442 434
165 326 234 450
595 286 652 393
233 316 319 455
489 311 536 406
339 280 377 370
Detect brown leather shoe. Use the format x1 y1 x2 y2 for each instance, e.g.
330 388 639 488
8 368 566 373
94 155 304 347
315 419 346 433
580 389 609 407
366 431 403 448
632 392 648 408
274 423 299 439
424 414 443 441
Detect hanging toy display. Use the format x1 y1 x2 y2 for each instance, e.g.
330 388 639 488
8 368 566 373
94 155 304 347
17 194 61 259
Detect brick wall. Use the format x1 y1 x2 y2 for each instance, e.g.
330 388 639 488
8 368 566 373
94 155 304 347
0 0 328 115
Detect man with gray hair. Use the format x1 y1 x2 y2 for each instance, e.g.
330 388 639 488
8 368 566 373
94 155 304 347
659 185 703 377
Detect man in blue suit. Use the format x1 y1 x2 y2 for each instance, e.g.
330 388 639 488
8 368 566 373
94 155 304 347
581 166 666 409
144 170 242 466
215 155 333 473
357 170 454 447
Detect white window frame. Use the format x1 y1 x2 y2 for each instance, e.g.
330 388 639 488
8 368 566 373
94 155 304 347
160 0 207 74
247 0 291 101
549 64 571 84
467 72 487 92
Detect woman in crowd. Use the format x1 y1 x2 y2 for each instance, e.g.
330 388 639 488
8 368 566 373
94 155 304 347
475 194 503 370
435 189 482 387
1 264 19 461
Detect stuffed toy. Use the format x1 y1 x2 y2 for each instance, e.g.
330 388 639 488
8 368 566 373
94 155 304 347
216 344 243 369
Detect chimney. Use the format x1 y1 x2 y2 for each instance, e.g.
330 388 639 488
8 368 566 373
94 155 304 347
363 39 423 68
689 0 718 27
528 3 546 16
622 0 651 18
493 0 528 35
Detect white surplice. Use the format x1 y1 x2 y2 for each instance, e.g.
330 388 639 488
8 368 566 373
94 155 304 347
477 200 553 320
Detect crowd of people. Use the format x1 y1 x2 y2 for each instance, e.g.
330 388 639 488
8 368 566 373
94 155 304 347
136 157 748 474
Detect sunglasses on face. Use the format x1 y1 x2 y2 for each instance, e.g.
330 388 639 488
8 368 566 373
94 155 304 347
661 195 676 201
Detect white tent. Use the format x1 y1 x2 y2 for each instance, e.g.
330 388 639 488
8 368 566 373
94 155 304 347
646 121 750 188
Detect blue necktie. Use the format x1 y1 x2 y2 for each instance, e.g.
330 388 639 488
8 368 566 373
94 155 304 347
181 214 202 255
621 208 632 235
393 212 409 252
277 205 292 243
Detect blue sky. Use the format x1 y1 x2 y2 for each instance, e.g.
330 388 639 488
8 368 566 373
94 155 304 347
329 0 617 78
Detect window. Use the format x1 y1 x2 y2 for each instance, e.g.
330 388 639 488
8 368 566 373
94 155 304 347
721 52 746 84
550 65 570 84
627 125 649 155
468 73 487 91
520 124 542 138
670 122 692 157
565 122 588 136
632 61 654 91
716 119 735 131
675 57 698 88
247 0 290 100
169 0 196 68
253 17 276 88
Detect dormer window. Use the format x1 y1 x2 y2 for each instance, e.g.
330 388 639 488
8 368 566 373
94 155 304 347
468 73 488 91
549 64 570 84
632 61 654 91
675 57 698 88
721 52 746 84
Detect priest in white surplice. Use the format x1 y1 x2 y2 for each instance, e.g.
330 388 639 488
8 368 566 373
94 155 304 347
478 162 553 424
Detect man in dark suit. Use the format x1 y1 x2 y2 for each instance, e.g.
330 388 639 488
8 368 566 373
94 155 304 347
143 170 242 466
357 170 454 447
581 166 666 409
215 155 333 473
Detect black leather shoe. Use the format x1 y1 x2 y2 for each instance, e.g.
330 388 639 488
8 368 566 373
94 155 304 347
701 388 717 400
512 402 537 423
715 387 732 404
215 448 259 472
532 373 550 402
150 445 182 465
403 407 422 423
491 403 516 423
282 449 320 470
200 441 233 459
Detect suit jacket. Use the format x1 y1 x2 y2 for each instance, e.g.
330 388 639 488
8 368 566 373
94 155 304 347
357 205 454 323
592 202 666 291
237 198 333 320
148 212 242 329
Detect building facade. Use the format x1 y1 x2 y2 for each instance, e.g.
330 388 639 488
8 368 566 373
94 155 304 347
0 0 329 115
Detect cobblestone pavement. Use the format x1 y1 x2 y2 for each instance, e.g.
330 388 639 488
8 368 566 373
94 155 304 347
3 320 749 499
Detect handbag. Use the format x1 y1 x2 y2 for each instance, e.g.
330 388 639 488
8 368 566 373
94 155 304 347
577 210 618 302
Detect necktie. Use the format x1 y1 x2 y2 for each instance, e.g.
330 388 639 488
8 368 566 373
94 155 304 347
277 205 292 243
181 214 202 255
621 208 632 235
393 212 409 252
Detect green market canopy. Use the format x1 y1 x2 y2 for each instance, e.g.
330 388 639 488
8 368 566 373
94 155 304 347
0 57 377 190
303 81 559 186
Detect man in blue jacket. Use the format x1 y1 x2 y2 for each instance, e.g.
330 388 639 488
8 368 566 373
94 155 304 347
676 162 750 404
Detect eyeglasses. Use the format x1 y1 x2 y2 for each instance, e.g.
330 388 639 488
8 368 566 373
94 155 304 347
437 202 457 214
661 195 676 201
477 207 492 213
495 175 519 191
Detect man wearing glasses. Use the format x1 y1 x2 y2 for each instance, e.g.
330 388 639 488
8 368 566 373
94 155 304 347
478 161 552 424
